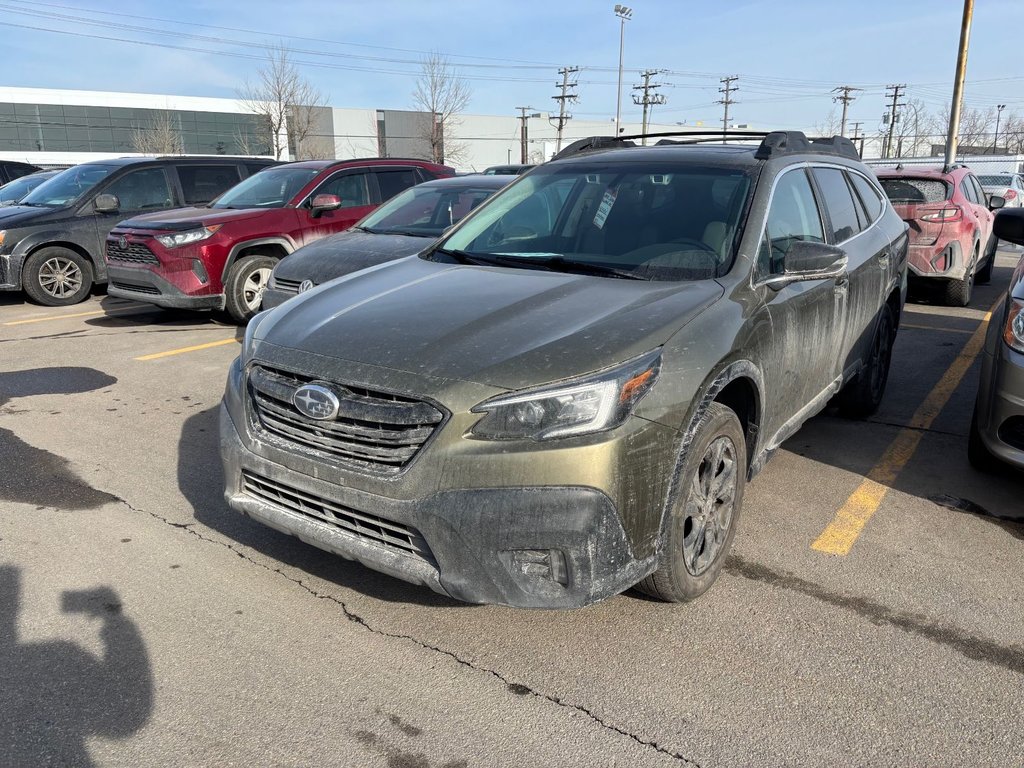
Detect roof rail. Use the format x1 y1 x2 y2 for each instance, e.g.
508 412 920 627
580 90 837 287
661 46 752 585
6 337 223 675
552 130 862 162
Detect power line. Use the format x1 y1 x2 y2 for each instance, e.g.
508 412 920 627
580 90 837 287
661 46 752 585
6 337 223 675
550 66 579 155
717 75 739 143
883 83 906 158
832 85 862 136
632 69 667 144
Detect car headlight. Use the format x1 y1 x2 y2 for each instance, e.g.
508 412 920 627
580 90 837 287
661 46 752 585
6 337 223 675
241 309 271 362
470 349 661 441
155 225 221 249
1004 298 1024 353
0 230 5 247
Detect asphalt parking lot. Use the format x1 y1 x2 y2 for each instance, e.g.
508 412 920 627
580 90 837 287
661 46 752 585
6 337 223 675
1 250 1022 767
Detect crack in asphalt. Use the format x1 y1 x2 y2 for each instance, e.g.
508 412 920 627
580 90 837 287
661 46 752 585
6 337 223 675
0 328 234 344
863 418 964 438
110 494 701 767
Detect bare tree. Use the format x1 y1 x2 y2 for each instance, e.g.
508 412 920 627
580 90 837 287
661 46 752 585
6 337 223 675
130 111 183 155
1000 112 1024 154
238 43 328 160
934 103 996 151
411 52 472 165
813 108 843 137
890 99 936 158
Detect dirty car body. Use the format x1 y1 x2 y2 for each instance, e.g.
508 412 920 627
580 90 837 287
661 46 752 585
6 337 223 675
221 131 909 608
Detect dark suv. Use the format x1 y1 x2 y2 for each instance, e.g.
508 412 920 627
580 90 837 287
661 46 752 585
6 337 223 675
0 156 275 305
222 131 908 608
106 158 455 322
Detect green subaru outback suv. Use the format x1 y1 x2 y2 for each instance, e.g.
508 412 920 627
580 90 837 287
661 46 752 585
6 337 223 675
221 131 909 608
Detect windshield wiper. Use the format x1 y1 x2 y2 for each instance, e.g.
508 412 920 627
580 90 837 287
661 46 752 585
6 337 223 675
432 247 493 265
486 254 648 280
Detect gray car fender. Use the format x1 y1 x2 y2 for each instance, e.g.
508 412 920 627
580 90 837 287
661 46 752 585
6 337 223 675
11 229 97 286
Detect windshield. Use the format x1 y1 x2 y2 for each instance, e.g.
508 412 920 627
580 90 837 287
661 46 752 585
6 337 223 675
360 183 500 237
210 167 318 209
879 178 950 204
433 163 753 281
0 173 51 204
20 165 116 207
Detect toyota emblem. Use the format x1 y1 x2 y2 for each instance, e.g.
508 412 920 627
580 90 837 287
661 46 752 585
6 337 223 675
118 235 128 250
298 279 315 293
292 383 340 421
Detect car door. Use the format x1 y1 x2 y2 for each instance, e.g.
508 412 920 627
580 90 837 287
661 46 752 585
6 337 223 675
811 166 888 378
295 168 374 247
86 166 177 273
967 174 995 245
755 166 846 443
959 174 990 258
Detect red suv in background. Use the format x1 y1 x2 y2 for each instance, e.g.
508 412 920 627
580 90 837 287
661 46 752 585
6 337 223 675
875 164 1002 306
105 158 454 321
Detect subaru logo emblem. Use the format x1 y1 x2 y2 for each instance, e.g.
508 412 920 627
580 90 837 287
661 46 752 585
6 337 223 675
118 235 128 249
298 279 315 293
292 383 340 421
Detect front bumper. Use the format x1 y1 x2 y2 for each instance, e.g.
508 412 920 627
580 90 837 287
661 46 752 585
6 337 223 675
106 263 225 310
260 285 296 311
974 336 1024 470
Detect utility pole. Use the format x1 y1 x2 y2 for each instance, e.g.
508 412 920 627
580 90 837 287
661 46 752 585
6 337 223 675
832 85 862 136
550 66 579 154
718 75 739 144
944 0 974 169
994 103 1006 152
849 122 865 157
516 106 539 164
632 69 667 144
883 83 906 159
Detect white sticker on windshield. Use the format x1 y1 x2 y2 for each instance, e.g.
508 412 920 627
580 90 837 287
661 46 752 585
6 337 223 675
592 187 618 230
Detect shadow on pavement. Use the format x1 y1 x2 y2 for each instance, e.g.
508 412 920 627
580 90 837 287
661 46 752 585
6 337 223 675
179 405 469 609
0 566 153 767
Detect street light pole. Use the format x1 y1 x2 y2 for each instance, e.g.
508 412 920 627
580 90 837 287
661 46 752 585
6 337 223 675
995 103 1006 152
613 5 632 137
943 0 974 170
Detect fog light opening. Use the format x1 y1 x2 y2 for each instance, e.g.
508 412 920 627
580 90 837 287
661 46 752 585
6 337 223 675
192 259 209 284
509 549 569 585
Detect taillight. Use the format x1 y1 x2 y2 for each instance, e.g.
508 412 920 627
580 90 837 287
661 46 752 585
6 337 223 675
921 206 962 222
1005 189 1017 201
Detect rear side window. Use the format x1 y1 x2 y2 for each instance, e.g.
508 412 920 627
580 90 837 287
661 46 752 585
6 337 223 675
177 164 241 205
758 169 825 275
960 178 980 204
245 162 272 176
376 169 419 202
879 178 949 204
812 167 862 242
850 173 883 221
968 175 986 203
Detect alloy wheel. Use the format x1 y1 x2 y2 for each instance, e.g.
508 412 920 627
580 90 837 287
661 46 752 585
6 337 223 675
682 435 738 576
243 267 272 311
38 256 83 299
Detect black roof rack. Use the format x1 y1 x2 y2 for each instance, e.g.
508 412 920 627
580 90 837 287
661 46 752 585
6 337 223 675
552 130 861 162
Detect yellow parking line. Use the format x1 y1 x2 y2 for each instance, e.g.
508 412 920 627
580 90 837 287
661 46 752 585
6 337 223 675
135 337 240 361
811 295 1002 556
901 322 975 334
3 304 148 326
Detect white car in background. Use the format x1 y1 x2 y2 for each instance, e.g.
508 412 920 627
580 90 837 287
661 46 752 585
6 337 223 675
978 173 1024 209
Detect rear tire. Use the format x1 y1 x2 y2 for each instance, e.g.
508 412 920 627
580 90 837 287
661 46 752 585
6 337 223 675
636 402 746 603
942 245 976 307
224 255 276 324
22 247 94 306
838 303 896 419
975 235 997 285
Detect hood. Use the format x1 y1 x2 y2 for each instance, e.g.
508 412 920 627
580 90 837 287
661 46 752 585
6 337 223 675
0 204 55 227
274 230 433 285
117 206 270 231
255 256 724 390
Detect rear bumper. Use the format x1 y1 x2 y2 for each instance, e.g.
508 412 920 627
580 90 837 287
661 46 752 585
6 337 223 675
106 263 224 310
907 239 970 281
220 401 655 609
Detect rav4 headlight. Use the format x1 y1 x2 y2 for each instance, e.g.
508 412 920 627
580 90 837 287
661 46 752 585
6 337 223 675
1004 298 1024 354
155 224 221 249
470 349 661 441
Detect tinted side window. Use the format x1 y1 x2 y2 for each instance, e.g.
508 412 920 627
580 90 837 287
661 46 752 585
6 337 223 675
960 178 979 204
177 164 241 205
103 167 173 211
376 169 419 202
969 175 987 203
316 171 370 208
850 173 883 221
812 167 863 242
245 162 272 176
758 169 825 275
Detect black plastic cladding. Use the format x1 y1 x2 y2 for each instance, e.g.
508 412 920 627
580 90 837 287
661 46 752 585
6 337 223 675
552 131 860 162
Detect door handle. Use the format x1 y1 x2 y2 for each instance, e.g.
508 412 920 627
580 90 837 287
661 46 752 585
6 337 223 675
878 250 890 267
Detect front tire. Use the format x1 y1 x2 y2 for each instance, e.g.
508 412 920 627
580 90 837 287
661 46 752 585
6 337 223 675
636 402 746 603
838 303 896 419
22 247 94 306
224 255 276 324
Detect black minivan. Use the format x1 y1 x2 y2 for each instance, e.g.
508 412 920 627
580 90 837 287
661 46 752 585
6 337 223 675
0 156 276 305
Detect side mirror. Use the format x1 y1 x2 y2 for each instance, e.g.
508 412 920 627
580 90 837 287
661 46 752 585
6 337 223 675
993 207 1024 246
765 240 847 290
988 194 1006 211
94 193 120 214
310 193 342 218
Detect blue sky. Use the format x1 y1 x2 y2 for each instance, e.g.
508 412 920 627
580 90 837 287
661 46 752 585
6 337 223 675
2 0 1022 134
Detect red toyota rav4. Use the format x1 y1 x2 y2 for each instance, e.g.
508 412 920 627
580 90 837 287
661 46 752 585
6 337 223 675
105 158 454 321
875 164 1003 306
